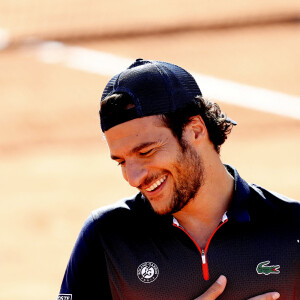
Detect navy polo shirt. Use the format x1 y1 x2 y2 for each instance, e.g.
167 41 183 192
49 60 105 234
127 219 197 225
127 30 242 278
58 166 300 299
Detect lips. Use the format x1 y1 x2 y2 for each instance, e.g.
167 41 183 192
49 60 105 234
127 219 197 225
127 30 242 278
145 175 167 192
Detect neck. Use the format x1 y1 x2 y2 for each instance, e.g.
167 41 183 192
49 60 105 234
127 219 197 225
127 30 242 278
173 161 234 248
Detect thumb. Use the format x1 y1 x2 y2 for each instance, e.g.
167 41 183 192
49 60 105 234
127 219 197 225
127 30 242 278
195 275 227 300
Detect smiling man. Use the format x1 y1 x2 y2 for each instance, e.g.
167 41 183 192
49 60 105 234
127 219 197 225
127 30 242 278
107 115 208 218
58 59 300 300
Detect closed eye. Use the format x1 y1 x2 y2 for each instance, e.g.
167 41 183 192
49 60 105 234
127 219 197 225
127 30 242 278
139 149 153 156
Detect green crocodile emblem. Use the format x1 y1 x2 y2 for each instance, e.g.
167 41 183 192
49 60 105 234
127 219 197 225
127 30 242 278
256 261 280 275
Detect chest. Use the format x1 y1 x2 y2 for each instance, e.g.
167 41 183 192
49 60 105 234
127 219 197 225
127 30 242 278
101 222 300 300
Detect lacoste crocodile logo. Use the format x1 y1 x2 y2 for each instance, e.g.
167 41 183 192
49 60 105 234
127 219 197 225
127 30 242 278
256 261 280 275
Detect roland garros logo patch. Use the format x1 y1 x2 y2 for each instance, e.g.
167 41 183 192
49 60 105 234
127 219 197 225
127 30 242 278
137 262 159 283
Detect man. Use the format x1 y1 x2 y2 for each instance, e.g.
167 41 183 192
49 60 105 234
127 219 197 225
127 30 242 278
58 59 300 300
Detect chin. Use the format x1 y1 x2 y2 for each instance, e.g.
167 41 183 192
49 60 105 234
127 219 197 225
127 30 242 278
148 202 170 216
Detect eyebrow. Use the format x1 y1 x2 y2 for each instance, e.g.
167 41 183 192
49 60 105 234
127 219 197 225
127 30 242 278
110 141 158 161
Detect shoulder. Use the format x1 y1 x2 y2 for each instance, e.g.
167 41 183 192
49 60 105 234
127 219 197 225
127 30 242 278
91 194 140 219
80 193 157 238
90 193 152 224
248 183 300 223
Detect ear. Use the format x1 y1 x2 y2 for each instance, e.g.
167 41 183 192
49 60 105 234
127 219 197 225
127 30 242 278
183 115 207 143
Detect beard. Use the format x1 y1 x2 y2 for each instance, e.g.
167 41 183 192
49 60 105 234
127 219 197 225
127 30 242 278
142 139 205 216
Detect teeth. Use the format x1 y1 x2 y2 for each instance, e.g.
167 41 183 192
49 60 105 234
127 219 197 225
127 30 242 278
146 176 167 192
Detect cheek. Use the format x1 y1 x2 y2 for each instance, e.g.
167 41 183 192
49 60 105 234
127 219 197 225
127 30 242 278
155 149 178 165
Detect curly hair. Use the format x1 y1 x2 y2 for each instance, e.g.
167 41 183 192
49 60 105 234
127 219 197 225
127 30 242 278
100 93 234 153
159 96 234 153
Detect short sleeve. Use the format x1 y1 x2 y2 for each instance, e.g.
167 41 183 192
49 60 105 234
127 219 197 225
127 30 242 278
58 215 112 299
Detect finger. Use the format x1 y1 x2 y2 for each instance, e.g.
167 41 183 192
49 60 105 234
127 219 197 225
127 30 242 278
194 275 227 300
248 292 280 300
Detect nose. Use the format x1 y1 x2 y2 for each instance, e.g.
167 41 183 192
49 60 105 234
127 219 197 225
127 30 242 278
122 161 148 188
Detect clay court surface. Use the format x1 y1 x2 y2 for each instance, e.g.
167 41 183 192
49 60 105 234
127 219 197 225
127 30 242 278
0 1 300 299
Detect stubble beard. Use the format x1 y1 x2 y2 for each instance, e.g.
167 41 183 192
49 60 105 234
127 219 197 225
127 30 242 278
144 140 205 216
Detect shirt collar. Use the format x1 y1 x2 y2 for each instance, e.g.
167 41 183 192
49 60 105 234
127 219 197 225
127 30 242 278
225 165 251 223
171 165 251 227
140 165 251 224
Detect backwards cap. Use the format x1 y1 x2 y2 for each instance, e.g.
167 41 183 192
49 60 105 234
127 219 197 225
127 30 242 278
100 59 202 131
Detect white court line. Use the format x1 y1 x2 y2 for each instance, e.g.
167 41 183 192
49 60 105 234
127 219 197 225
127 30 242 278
35 41 300 120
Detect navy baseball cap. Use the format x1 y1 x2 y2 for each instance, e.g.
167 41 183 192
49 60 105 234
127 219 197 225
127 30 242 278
100 59 202 132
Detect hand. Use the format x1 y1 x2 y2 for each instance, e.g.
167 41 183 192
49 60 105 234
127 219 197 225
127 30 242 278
248 292 280 300
194 275 227 300
194 275 280 300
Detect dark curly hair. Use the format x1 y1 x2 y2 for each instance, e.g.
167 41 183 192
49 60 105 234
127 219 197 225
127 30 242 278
100 93 234 153
159 96 234 153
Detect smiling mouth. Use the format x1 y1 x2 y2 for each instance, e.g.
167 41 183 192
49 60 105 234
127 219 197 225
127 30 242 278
145 175 167 192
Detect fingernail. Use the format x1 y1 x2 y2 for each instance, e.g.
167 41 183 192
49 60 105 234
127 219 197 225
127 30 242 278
272 292 280 299
216 275 226 285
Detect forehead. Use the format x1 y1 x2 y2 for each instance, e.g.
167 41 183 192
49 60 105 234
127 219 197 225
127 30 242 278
104 115 170 152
